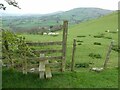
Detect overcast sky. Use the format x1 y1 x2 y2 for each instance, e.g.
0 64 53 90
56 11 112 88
0 0 120 14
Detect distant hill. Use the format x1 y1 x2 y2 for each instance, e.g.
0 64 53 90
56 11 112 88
2 8 113 32
44 8 113 24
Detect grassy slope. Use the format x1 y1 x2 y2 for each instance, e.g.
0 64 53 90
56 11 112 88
3 12 118 88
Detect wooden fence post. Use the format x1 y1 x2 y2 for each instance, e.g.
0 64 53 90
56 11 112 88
62 20 68 72
71 39 76 71
103 40 114 69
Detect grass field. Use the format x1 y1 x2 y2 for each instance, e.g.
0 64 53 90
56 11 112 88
2 12 118 88
3 68 118 88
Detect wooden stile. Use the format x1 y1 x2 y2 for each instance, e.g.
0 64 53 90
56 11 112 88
2 21 69 79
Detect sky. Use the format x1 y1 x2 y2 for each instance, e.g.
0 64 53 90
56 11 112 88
0 0 120 14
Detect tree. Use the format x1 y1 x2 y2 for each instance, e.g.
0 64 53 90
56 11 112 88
0 0 21 10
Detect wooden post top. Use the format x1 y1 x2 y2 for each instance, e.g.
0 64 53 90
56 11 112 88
63 20 68 23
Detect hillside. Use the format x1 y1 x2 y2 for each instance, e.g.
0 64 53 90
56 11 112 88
2 12 118 88
2 8 113 32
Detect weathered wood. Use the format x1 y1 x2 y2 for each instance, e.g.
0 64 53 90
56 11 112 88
39 71 45 79
28 56 63 61
39 60 46 71
45 67 52 78
71 39 76 71
33 49 62 54
26 41 62 46
103 40 114 69
62 20 68 72
50 68 62 72
39 54 45 79
45 60 52 79
46 62 62 66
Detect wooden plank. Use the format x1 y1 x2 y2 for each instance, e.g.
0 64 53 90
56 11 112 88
40 56 63 61
103 40 114 69
71 39 76 71
62 20 68 72
39 61 46 71
33 49 62 54
45 60 52 79
46 62 62 67
39 54 46 71
28 56 63 61
46 62 62 66
51 68 62 72
45 67 52 79
39 54 45 79
26 41 62 46
39 71 45 79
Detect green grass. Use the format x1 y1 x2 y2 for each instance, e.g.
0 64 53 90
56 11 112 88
2 68 118 88
2 12 118 88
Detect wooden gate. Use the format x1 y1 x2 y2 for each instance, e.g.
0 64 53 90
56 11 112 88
26 21 68 78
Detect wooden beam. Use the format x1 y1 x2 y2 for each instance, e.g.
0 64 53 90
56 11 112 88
33 49 62 54
28 56 63 61
26 41 62 46
46 62 62 67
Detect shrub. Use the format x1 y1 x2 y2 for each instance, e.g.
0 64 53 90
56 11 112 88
105 30 108 32
78 43 82 45
75 63 89 68
94 35 103 38
94 42 101 45
94 33 105 38
77 40 83 42
112 45 120 53
109 31 117 34
104 37 112 39
77 35 86 38
89 53 102 59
